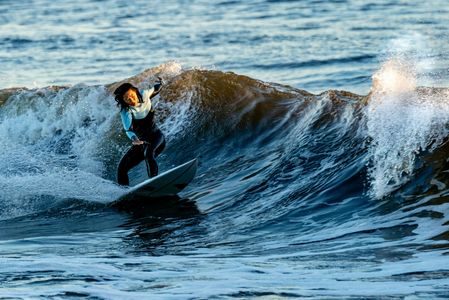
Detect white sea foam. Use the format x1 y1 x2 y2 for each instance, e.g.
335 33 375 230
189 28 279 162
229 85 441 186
0 85 124 218
366 39 449 198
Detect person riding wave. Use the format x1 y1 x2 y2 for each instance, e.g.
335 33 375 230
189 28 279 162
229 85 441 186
114 79 166 186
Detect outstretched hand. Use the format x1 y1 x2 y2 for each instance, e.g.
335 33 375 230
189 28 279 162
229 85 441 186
156 76 164 85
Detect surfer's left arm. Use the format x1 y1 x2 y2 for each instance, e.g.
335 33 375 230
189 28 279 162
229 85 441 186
147 77 164 100
140 79 163 108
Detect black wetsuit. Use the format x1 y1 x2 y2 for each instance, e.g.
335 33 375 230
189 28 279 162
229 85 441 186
117 88 166 186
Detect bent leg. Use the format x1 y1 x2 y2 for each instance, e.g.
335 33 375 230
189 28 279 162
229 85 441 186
117 145 145 185
154 133 166 158
144 131 166 178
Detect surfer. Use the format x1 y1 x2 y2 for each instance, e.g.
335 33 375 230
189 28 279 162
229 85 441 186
114 79 166 186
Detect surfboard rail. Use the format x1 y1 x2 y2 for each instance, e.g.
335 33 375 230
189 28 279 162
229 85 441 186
110 158 198 207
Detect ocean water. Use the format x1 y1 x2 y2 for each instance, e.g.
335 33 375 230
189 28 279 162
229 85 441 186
1 0 449 299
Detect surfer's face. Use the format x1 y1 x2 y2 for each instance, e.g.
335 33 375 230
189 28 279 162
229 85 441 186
123 89 139 106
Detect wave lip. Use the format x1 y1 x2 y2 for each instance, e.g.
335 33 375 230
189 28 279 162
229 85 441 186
366 59 449 199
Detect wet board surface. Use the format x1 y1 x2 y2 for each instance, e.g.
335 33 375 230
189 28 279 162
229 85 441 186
110 158 198 207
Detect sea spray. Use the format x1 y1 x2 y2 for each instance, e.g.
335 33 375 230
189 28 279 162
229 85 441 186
366 59 449 198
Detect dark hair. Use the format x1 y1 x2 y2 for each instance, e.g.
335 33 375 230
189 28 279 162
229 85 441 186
113 82 143 110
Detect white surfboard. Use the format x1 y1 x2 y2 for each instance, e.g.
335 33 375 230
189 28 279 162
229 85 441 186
111 158 198 207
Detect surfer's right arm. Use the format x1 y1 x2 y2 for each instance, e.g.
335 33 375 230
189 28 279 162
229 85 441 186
120 109 143 145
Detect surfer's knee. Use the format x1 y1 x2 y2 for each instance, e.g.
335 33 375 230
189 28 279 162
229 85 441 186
118 156 130 171
117 168 129 186
154 135 166 158
143 145 154 161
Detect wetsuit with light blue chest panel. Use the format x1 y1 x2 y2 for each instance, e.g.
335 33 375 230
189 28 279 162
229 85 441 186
120 87 158 142
116 82 166 186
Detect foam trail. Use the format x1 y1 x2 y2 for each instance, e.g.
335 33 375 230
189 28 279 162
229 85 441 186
0 85 124 219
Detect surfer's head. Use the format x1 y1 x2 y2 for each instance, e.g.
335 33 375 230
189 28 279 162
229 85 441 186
114 83 143 110
123 89 139 106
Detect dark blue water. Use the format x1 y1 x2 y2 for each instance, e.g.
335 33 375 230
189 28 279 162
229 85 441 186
1 0 449 299
2 0 449 94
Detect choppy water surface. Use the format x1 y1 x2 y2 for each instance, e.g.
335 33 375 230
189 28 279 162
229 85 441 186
1 0 449 299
